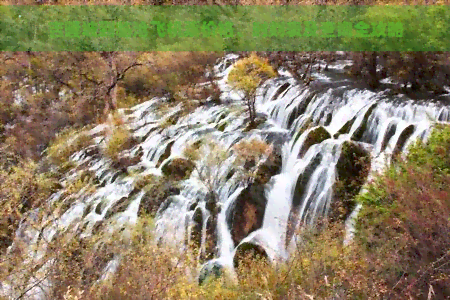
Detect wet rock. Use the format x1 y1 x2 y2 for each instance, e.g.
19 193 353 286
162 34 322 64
392 125 415 159
216 120 228 132
254 151 282 185
324 112 333 126
137 177 181 217
330 141 371 222
227 184 267 246
189 191 219 261
380 121 398 153
91 220 105 236
271 82 291 101
287 92 316 127
292 153 323 209
161 157 196 181
334 115 357 138
351 103 377 142
95 201 104 215
111 148 143 173
104 196 131 219
204 191 219 259
84 145 101 159
233 242 268 270
287 106 300 129
156 141 174 168
261 130 289 147
243 115 267 132
298 126 331 158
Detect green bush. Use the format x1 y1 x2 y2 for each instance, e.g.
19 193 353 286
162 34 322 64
355 124 450 298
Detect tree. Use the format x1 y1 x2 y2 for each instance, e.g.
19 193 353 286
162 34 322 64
227 54 277 127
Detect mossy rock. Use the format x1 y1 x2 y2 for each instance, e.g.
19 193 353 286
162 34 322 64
244 116 267 132
292 117 313 147
331 141 371 223
351 103 377 142
298 126 331 158
47 129 92 165
333 115 357 139
392 125 415 160
79 169 99 185
380 121 398 153
104 126 139 161
216 120 228 132
137 176 181 217
111 151 143 173
161 157 196 181
254 150 282 185
104 196 131 219
156 141 174 168
190 191 219 262
190 207 203 251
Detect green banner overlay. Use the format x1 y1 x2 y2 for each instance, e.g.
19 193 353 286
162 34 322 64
1 6 449 51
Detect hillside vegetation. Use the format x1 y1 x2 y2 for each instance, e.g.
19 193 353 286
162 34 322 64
1 49 450 299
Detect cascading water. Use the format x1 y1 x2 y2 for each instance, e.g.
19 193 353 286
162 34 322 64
3 54 450 299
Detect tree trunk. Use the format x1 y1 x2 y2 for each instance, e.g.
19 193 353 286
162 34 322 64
367 52 379 89
247 95 256 127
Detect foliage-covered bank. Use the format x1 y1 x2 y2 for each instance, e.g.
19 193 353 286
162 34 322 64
2 116 449 299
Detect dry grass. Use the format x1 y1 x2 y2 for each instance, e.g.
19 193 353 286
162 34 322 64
47 128 91 166
103 125 135 161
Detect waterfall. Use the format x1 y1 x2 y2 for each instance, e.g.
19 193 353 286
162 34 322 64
4 54 450 299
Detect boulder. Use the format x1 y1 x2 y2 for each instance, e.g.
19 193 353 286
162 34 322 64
227 184 267 246
254 152 282 185
298 126 331 158
137 176 181 217
161 157 196 181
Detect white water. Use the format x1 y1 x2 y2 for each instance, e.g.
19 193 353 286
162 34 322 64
3 54 450 299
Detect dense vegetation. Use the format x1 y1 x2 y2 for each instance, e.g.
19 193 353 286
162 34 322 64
1 124 449 299
0 15 449 295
